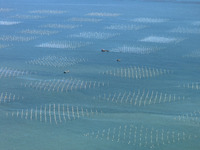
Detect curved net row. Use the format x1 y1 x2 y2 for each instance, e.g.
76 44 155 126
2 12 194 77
21 29 59 35
36 41 92 49
0 8 13 12
183 51 200 58
71 32 120 39
41 24 81 29
105 24 146 30
0 44 8 49
0 92 24 104
110 46 160 54
131 18 168 23
86 12 121 17
84 124 195 149
101 66 172 79
7 104 102 124
174 111 200 125
192 21 200 26
29 10 67 14
181 82 200 90
0 21 21 25
170 27 200 34
140 36 183 44
0 35 36 42
68 17 102 22
26 56 87 67
10 15 44 19
0 67 29 78
23 78 107 92
95 90 185 106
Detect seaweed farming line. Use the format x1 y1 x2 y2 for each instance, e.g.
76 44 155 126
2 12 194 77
183 51 200 58
101 66 172 79
26 56 87 67
36 41 92 49
86 12 121 17
0 21 21 25
110 45 161 54
140 36 184 44
131 18 168 23
10 15 44 19
0 92 24 104
29 10 68 14
20 29 59 35
0 8 13 12
23 78 108 93
174 111 200 125
41 24 81 29
170 27 200 34
94 90 185 107
105 24 146 31
84 124 196 148
192 21 200 26
0 35 37 42
180 82 200 90
6 104 102 124
0 67 29 78
70 32 120 40
0 44 9 49
68 17 102 22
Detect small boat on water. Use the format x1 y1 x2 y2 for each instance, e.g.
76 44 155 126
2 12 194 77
116 59 120 62
101 49 109 52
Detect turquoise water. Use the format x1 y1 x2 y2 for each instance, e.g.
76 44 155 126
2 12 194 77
0 0 200 149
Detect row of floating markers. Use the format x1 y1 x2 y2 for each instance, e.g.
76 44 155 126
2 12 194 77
192 21 200 26
0 44 9 49
10 15 45 19
23 78 107 93
36 41 92 49
131 18 169 23
70 32 120 40
110 46 162 54
26 56 87 67
6 104 102 124
140 36 184 44
183 51 200 58
29 10 68 14
84 124 196 148
68 17 102 22
40 24 81 29
105 24 146 31
0 8 13 12
170 27 200 34
86 12 121 17
181 82 200 90
20 29 59 35
0 35 37 42
174 111 200 125
0 92 24 104
0 21 21 25
94 90 185 107
101 66 172 79
0 67 29 78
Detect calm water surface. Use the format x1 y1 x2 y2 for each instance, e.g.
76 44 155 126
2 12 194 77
0 0 200 150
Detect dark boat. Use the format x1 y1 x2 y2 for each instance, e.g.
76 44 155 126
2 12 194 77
101 49 109 52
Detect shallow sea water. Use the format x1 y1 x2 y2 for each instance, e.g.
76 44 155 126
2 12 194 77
0 0 200 150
